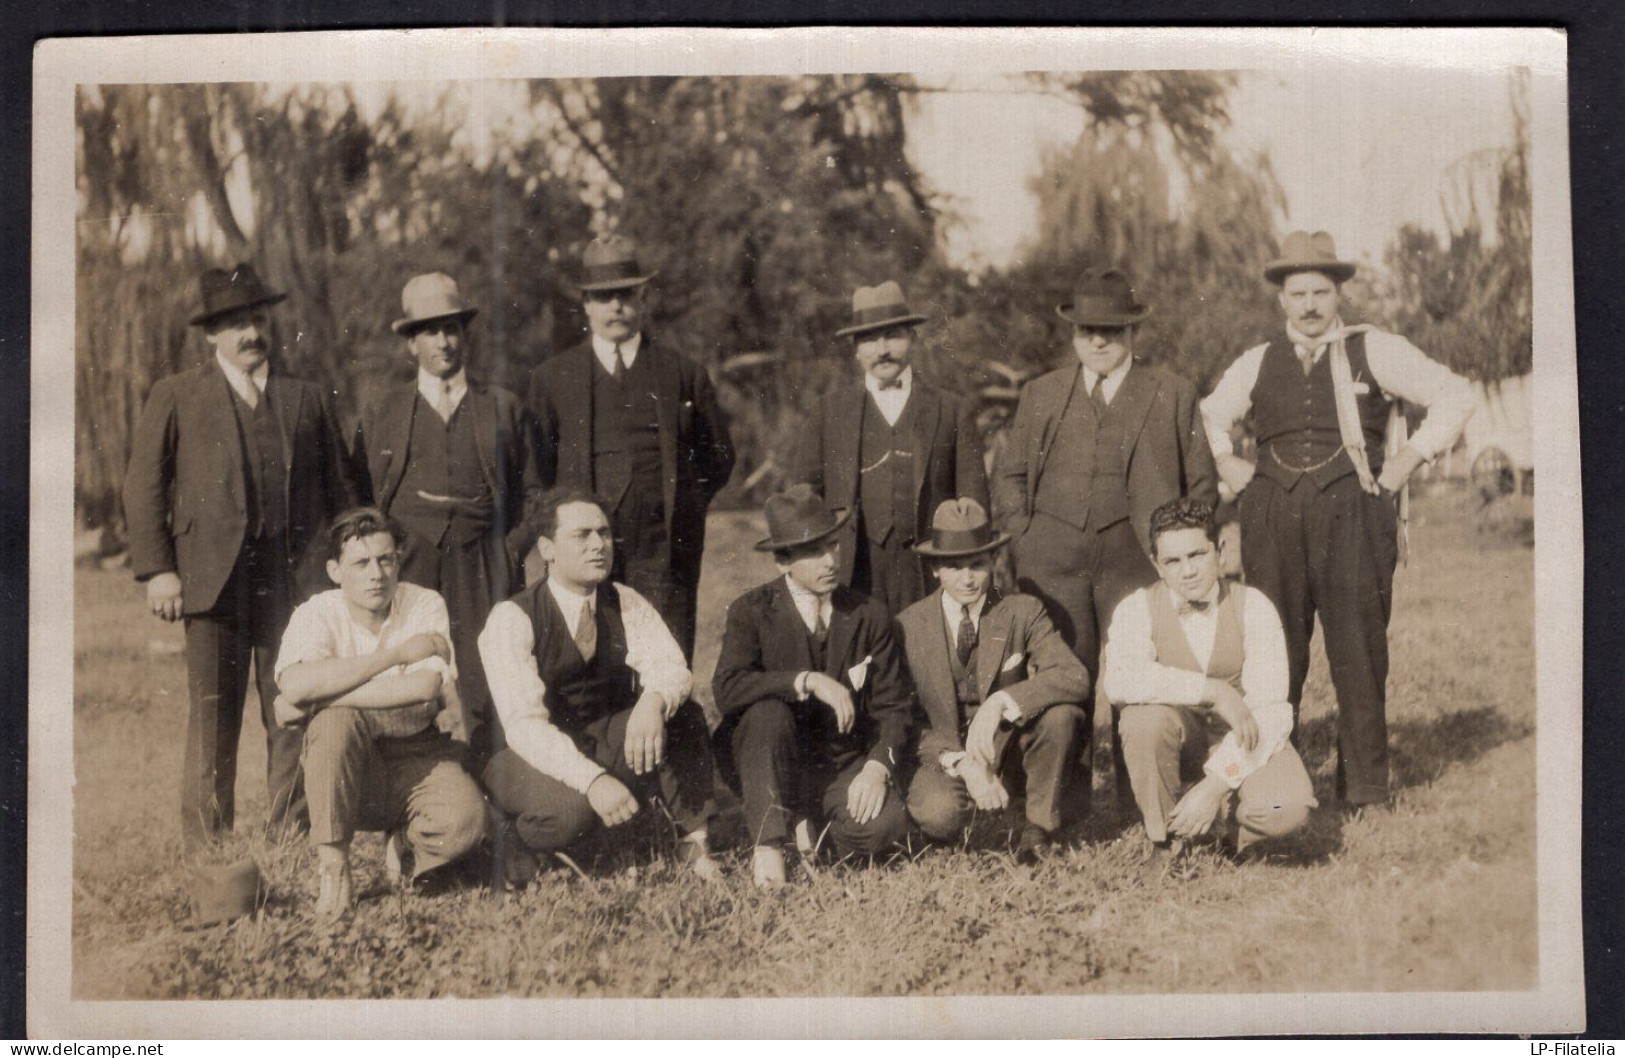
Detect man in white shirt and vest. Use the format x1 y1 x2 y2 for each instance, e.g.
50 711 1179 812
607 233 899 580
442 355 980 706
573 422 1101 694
1103 497 1316 860
477 487 721 887
1201 231 1475 807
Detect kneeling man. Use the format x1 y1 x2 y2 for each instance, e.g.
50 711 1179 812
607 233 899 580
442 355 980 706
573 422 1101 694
1103 498 1317 858
712 485 912 887
275 508 488 917
899 498 1091 863
478 487 719 885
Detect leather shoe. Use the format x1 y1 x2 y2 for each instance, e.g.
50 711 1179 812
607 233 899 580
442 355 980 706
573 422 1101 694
315 859 354 919
1016 824 1053 865
752 845 788 889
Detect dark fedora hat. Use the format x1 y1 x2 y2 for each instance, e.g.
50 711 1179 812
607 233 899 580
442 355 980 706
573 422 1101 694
1056 267 1152 327
576 234 657 293
391 272 478 335
835 280 928 338
1263 230 1356 285
189 262 287 328
754 484 852 553
913 497 1010 559
188 859 268 927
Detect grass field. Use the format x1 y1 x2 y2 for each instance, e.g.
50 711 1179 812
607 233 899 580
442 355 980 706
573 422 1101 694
68 487 1536 999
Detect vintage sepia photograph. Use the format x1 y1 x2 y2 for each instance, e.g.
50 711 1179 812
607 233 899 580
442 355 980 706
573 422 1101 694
29 26 1583 1037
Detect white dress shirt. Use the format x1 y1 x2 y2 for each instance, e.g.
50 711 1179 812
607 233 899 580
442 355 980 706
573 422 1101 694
591 332 644 375
215 350 268 407
416 367 469 419
274 582 454 737
785 575 837 700
479 579 693 794
1200 321 1475 462
1102 582 1295 788
1081 356 1132 405
864 364 914 427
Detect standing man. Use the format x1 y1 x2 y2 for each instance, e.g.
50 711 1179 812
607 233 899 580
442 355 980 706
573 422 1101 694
898 499 1091 862
527 235 735 660
711 485 913 887
124 262 360 849
991 267 1216 815
1201 231 1474 808
354 272 542 763
792 281 987 616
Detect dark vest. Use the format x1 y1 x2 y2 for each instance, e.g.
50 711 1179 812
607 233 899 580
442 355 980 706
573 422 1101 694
591 349 663 508
392 396 493 546
1146 580 1245 688
227 384 288 541
511 579 639 734
1251 333 1392 491
859 394 916 545
1032 376 1132 532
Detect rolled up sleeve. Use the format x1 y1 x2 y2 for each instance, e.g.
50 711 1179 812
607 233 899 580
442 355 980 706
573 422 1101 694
1364 330 1476 461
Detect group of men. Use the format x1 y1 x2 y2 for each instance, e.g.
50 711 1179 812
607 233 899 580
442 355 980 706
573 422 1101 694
124 227 1474 910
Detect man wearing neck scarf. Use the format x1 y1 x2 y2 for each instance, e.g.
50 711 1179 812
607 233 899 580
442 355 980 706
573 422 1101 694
1200 232 1475 809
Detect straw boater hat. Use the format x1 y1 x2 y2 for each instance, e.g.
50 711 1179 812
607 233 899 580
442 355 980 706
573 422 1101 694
188 263 287 328
391 272 478 335
836 281 928 338
188 859 267 927
576 234 657 293
754 484 852 553
1056 267 1152 327
912 498 1010 559
1262 230 1357 286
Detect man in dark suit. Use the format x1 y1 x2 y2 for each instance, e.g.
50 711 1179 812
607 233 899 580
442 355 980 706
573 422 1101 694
124 262 360 849
991 267 1217 818
791 281 987 616
353 272 542 763
527 235 735 660
897 499 1091 862
711 485 913 888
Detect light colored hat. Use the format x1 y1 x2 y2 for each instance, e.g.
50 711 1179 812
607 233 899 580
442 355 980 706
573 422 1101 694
577 234 657 293
391 272 478 335
1263 230 1356 285
836 280 928 338
913 498 1010 559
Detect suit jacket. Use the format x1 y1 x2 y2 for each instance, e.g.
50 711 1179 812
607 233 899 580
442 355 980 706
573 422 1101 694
353 379 542 576
527 335 735 584
897 588 1091 762
790 378 988 587
991 358 1217 559
711 578 913 774
123 359 360 614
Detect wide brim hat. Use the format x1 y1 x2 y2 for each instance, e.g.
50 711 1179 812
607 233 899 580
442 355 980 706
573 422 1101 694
836 280 928 338
754 484 853 552
576 234 657 293
1056 267 1152 327
1263 230 1356 285
913 497 1010 559
188 859 267 927
189 263 288 328
391 272 479 335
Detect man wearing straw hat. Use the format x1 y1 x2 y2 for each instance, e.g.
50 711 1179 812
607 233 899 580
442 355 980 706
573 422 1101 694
991 267 1216 819
125 262 360 849
354 272 542 764
898 498 1091 863
711 485 913 887
1200 231 1474 808
526 234 735 661
791 280 987 617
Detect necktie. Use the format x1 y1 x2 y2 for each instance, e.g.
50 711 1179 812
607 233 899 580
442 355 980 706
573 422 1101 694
1089 374 1109 415
610 343 625 382
1177 597 1213 616
811 605 827 640
956 605 977 666
1296 345 1319 376
436 381 455 422
241 377 260 410
574 595 597 662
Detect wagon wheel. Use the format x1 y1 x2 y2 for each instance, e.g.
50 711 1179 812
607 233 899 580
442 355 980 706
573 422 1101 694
1471 445 1515 501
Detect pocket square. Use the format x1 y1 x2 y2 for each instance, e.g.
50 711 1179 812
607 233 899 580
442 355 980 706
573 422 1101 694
1351 382 1371 395
848 655 873 691
1001 652 1025 674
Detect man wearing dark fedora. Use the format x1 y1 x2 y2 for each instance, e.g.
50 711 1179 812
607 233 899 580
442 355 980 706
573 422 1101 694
353 272 543 764
526 234 735 661
1201 231 1474 808
711 485 913 887
790 280 987 617
124 262 360 849
897 499 1091 863
991 266 1216 820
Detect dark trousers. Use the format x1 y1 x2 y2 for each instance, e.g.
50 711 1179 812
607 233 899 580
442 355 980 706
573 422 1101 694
180 536 304 848
906 703 1089 841
482 699 716 855
1011 511 1159 815
851 524 927 617
607 469 697 659
722 699 910 856
399 525 501 763
1239 473 1398 804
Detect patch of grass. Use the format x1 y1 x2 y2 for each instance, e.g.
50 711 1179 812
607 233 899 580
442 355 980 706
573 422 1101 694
69 488 1537 998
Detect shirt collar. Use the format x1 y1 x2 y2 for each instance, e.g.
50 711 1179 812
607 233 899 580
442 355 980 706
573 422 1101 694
783 575 833 629
215 350 269 402
1081 356 1132 396
1286 317 1346 355
416 368 468 406
940 590 987 631
864 364 913 398
591 331 643 373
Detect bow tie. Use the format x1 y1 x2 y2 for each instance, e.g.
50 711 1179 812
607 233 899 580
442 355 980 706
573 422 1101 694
1177 598 1213 616
876 379 905 391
